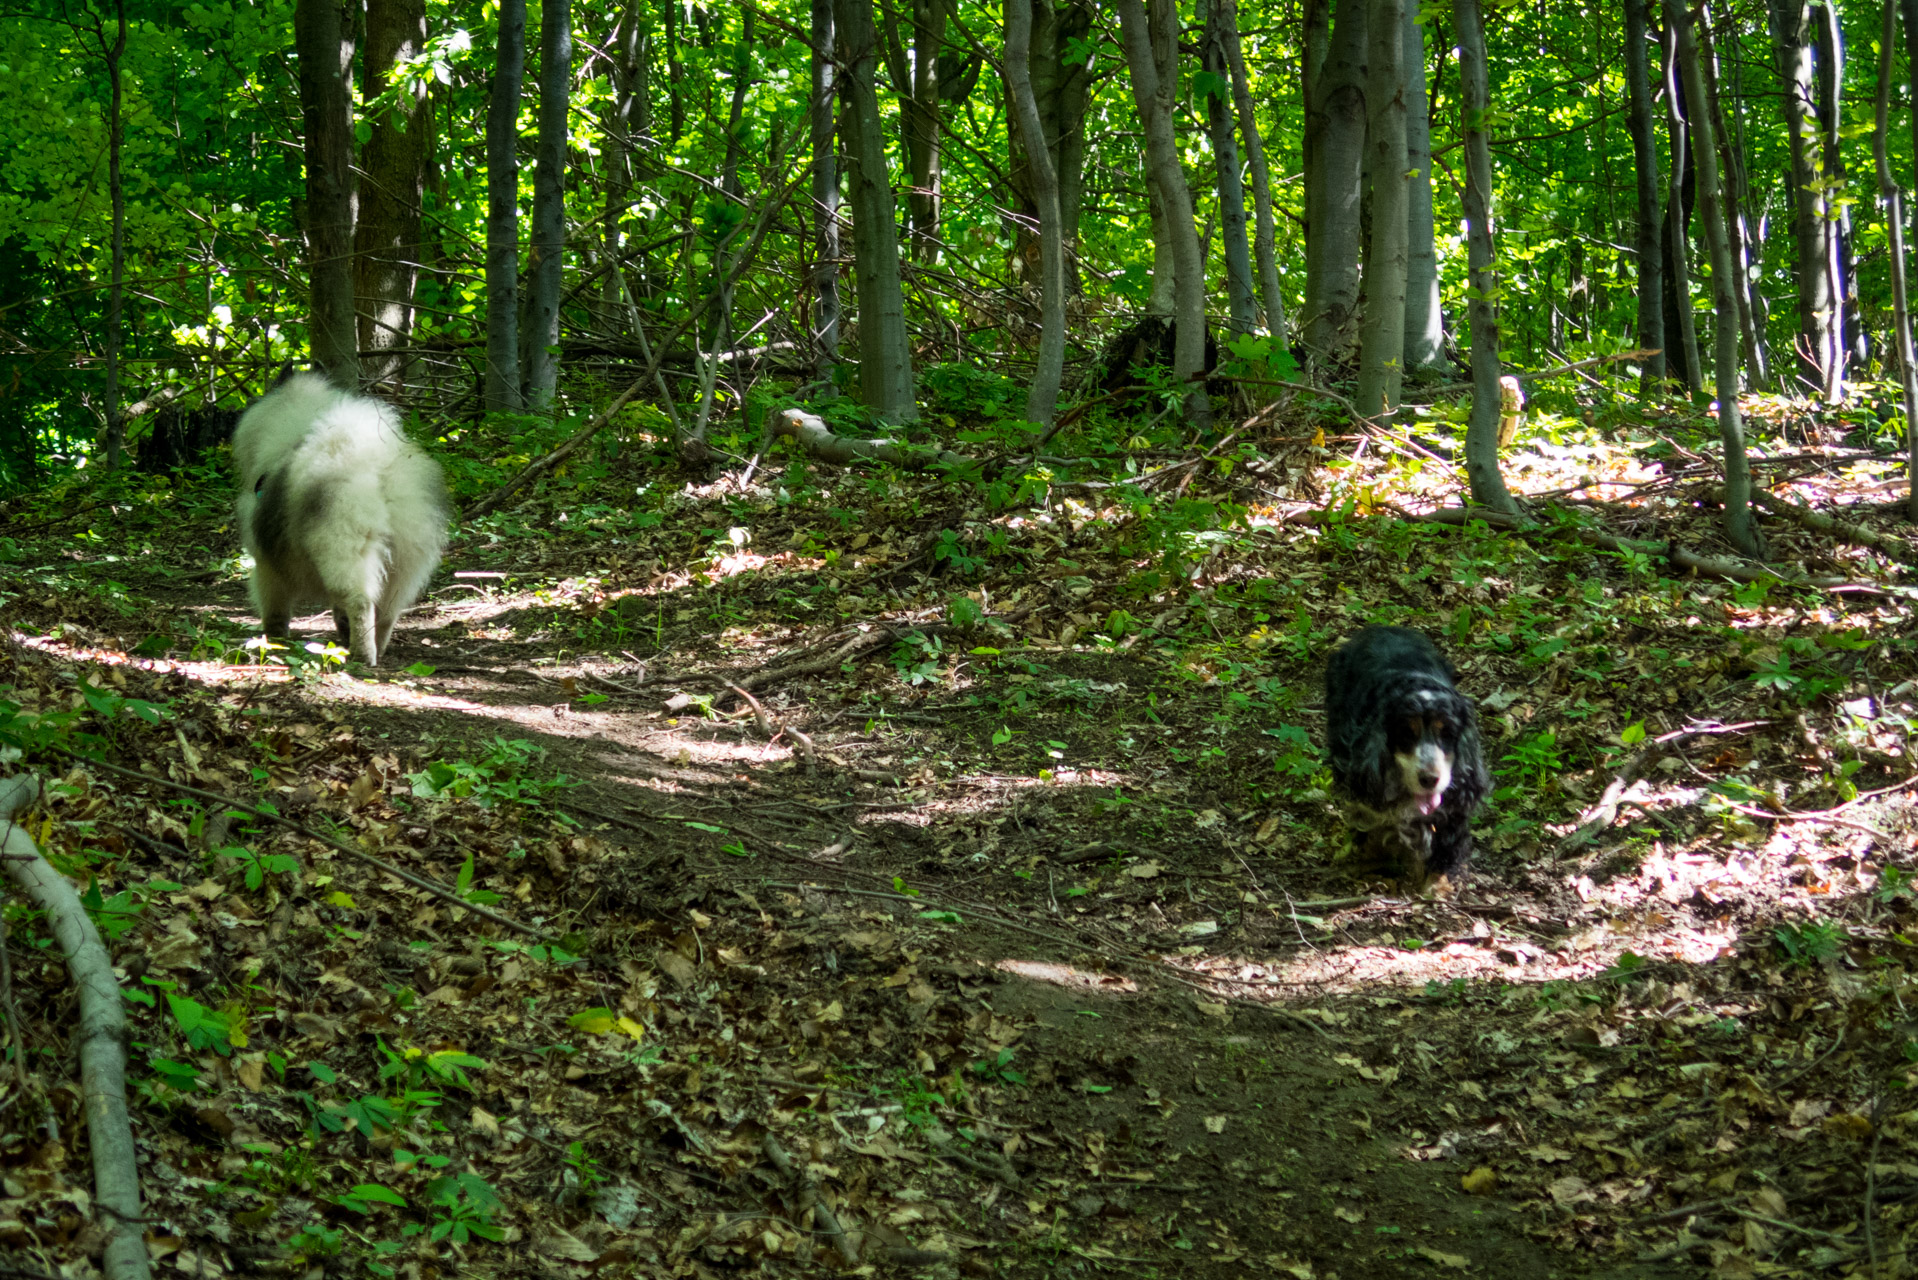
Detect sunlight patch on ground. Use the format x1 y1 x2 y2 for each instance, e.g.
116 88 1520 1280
995 958 1138 993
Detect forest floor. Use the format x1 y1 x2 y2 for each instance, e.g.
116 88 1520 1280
1 385 1917 1279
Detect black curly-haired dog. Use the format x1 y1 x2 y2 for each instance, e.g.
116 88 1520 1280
1325 626 1490 888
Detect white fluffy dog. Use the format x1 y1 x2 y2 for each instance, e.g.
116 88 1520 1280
233 373 447 667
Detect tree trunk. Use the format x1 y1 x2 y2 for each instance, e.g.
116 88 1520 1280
1402 5 1440 374
663 0 683 145
296 0 359 387
1200 0 1257 336
484 0 526 411
809 0 842 386
521 0 570 410
1117 0 1212 429
1213 0 1284 338
908 0 947 261
1304 0 1367 369
101 0 127 468
1701 17 1769 390
1006 0 1065 424
1301 0 1330 294
1356 0 1407 419
602 0 650 334
356 0 429 392
1879 0 1918 520
1675 0 1765 557
1624 0 1667 388
1006 1 1092 294
835 0 918 422
1771 0 1836 397
1815 3 1861 391
1456 0 1518 515
1663 17 1702 393
1145 186 1178 315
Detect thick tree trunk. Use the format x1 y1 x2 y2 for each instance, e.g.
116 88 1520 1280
521 0 570 410
1663 18 1703 393
356 0 429 392
1880 0 1918 520
1624 0 1667 388
1117 0 1211 428
101 0 127 468
1674 0 1765 557
1402 5 1440 374
1006 0 1065 423
1303 0 1367 369
1216 0 1285 338
484 0 526 411
1356 0 1407 419
1006 1 1092 293
296 0 359 387
1201 0 1258 336
1772 0 1837 397
1455 0 1518 515
835 0 917 422
809 0 842 385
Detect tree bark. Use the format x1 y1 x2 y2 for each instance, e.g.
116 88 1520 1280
1877 0 1918 521
1303 0 1367 369
1116 0 1212 428
1663 17 1702 393
1356 0 1407 419
835 0 918 422
296 0 359 387
356 0 430 392
809 0 842 386
101 0 128 468
1005 0 1065 423
907 0 948 260
1006 1 1092 294
521 0 570 410
1402 5 1440 374
484 0 526 411
1771 0 1836 398
1674 0 1765 557
1623 0 1667 388
1219 0 1286 338
1201 0 1257 336
1814 3 1860 391
1701 16 1768 390
1455 0 1518 515
1301 0 1330 295
602 0 649 335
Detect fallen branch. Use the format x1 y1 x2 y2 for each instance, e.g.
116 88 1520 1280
0 776 150 1280
769 407 977 473
1747 490 1918 568
1558 723 1769 853
762 1132 860 1266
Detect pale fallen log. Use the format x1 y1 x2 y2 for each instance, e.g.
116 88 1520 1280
770 407 977 473
1745 490 1918 568
0 775 149 1280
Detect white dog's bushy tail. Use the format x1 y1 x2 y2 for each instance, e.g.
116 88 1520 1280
233 374 448 667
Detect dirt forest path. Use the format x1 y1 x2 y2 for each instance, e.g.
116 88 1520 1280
3 409 1916 1278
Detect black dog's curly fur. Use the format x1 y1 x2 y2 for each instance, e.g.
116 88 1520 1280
1325 626 1490 886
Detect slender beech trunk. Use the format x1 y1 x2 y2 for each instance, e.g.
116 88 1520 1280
1201 0 1257 335
101 0 127 467
1117 0 1211 428
1815 3 1860 390
356 0 429 391
521 0 570 410
809 0 842 386
1877 0 1918 520
663 0 683 144
1356 0 1407 418
1301 0 1330 286
1663 17 1703 393
908 0 947 260
1007 1 1092 293
603 0 649 332
1675 0 1765 557
1402 6 1441 374
1772 0 1836 397
1728 42 1774 386
1217 0 1285 337
835 0 917 421
1456 0 1518 514
1304 0 1367 368
1140 0 1182 317
1006 0 1065 423
1702 16 1768 390
1624 0 1667 387
296 0 359 387
484 0 526 411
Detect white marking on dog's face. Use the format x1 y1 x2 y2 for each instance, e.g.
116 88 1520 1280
1395 741 1453 814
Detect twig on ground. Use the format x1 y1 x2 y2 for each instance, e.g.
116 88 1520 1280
762 1132 860 1266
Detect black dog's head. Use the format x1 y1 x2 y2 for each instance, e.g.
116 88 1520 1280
1383 685 1473 814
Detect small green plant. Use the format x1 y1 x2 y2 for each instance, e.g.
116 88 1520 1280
1422 977 1469 1004
408 738 577 809
1599 951 1651 984
168 993 242 1056
890 630 946 685
565 1141 608 1197
970 1047 1027 1086
218 844 300 891
1501 730 1563 785
931 529 986 575
426 1170 504 1243
1877 864 1917 904
1774 920 1845 968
